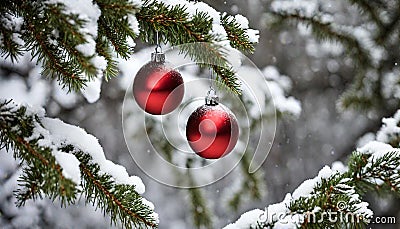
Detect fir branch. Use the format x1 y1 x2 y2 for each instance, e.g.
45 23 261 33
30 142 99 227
375 2 400 44
78 159 157 228
349 151 400 195
0 100 77 207
95 37 119 80
221 14 255 53
226 143 400 228
0 100 158 229
290 173 369 228
228 153 264 212
0 21 23 62
46 3 98 80
187 172 213 229
137 0 244 94
94 0 140 80
16 1 87 92
347 0 385 29
271 11 371 68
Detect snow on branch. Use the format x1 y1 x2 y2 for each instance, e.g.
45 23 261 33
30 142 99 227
224 110 400 229
268 0 398 110
0 99 158 228
137 0 259 94
1 0 259 99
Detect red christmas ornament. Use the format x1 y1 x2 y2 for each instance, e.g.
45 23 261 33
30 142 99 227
186 93 239 159
133 52 184 115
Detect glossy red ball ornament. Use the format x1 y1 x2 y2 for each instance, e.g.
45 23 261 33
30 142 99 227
133 52 184 115
186 102 239 159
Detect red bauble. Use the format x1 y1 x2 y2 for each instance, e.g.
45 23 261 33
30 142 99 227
133 55 184 115
186 103 239 159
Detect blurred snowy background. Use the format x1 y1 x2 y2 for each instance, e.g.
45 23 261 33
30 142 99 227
1 0 399 228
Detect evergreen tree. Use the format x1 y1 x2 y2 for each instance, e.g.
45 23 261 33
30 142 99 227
1 0 399 228
225 0 400 228
0 0 259 228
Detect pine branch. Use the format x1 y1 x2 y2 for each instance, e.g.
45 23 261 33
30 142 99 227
269 7 389 111
225 143 400 228
375 1 400 44
347 0 384 29
77 152 158 228
137 0 256 94
0 100 77 207
0 0 140 89
221 13 255 53
0 17 23 62
271 11 371 68
1 0 257 94
187 172 213 229
225 108 400 228
17 0 88 92
46 3 98 80
0 100 158 229
228 153 264 212
349 151 400 195
94 0 141 80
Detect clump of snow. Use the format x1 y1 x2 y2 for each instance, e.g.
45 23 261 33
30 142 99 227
358 141 400 165
331 161 347 174
0 68 50 107
382 69 400 99
271 0 318 18
81 74 103 103
81 56 107 103
292 166 333 199
246 29 260 43
53 151 81 184
49 0 101 58
1 13 24 31
49 0 100 38
356 132 376 148
160 0 259 46
357 141 394 155
48 0 111 104
142 198 155 210
52 81 79 108
128 14 140 35
223 209 264 229
76 36 97 57
376 110 400 144
234 14 249 29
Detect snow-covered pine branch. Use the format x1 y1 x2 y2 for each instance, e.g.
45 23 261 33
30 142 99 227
0 100 158 228
268 0 400 111
224 110 400 229
0 0 259 97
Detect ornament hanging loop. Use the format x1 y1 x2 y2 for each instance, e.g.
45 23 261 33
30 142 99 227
206 68 219 106
155 30 162 53
152 30 165 62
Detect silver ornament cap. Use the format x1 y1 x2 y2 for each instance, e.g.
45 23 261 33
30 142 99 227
151 52 165 63
205 87 219 106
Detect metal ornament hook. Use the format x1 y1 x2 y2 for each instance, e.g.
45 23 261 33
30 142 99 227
205 84 219 106
151 30 165 62
155 30 162 53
